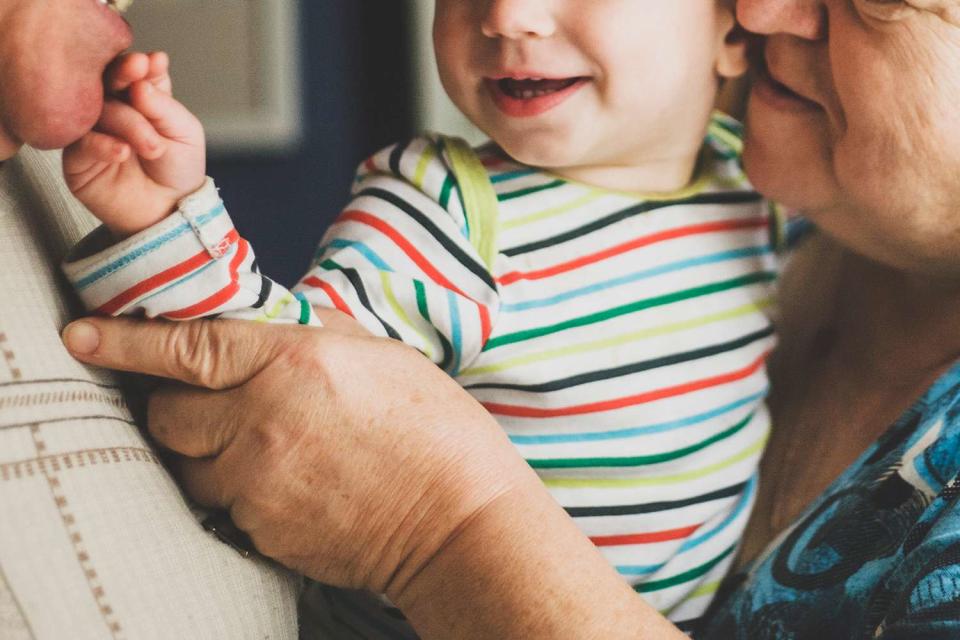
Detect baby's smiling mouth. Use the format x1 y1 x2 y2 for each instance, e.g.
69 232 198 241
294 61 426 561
496 77 584 100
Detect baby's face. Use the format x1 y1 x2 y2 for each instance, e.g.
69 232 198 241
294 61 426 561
434 0 745 184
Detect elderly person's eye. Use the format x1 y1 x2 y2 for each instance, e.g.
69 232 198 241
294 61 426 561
856 0 960 23
855 0 914 21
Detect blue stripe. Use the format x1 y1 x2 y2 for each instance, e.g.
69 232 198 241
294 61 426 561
490 169 537 184
194 202 226 226
617 562 667 576
502 246 771 313
676 474 757 554
509 391 765 445
327 239 393 271
75 203 226 291
447 290 463 375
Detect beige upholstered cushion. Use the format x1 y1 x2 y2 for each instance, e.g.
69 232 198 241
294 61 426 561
0 148 300 639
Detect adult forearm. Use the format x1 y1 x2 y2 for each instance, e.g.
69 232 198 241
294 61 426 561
395 473 686 640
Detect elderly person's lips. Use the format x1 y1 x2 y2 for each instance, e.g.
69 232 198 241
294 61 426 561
753 66 823 114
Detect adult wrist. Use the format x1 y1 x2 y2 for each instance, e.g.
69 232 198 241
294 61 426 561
392 466 685 639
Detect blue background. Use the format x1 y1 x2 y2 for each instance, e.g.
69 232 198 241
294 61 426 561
207 2 414 286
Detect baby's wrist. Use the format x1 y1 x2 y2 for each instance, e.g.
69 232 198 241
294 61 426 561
105 179 212 240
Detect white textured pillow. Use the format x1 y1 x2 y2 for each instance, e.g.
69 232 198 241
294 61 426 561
0 148 299 639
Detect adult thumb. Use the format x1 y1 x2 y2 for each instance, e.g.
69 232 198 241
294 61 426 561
62 316 285 390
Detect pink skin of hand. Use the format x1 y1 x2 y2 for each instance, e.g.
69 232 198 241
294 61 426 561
63 52 207 239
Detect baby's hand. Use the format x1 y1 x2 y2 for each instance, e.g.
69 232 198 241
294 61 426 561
64 52 206 238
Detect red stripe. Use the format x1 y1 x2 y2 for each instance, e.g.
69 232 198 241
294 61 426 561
364 157 377 173
479 306 492 344
497 218 768 286
301 276 356 318
591 524 701 547
165 237 249 320
96 229 240 316
483 351 769 418
338 210 478 302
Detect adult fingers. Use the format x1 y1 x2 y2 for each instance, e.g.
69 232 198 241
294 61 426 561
96 99 166 160
148 384 240 458
169 455 236 509
62 317 293 390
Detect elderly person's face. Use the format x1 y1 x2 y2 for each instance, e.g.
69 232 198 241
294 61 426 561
0 0 133 160
739 0 960 276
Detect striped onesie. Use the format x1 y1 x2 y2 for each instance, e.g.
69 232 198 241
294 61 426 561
63 113 781 632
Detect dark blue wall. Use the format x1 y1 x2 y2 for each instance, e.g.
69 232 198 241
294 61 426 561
208 2 413 286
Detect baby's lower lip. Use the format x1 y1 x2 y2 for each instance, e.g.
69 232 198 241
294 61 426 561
485 77 588 118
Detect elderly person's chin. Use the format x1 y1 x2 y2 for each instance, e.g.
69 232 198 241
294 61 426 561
0 91 103 158
0 0 133 159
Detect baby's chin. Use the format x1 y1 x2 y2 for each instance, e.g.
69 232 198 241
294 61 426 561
493 134 586 170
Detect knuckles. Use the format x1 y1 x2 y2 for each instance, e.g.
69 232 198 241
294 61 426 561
163 320 234 390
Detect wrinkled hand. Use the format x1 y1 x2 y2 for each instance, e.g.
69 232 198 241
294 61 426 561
63 52 206 238
61 312 529 598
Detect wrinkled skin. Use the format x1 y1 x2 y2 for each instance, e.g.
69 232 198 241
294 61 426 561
0 0 132 158
738 0 960 277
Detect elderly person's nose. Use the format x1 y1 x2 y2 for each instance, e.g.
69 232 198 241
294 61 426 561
737 0 827 39
481 0 556 40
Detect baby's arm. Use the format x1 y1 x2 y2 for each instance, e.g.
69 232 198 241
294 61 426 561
62 52 314 326
63 52 206 238
294 138 501 372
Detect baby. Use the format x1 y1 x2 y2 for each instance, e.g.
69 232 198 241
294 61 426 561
62 0 778 633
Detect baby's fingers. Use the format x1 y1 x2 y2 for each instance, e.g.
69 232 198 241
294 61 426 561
96 99 167 160
63 132 130 191
128 80 202 142
146 51 173 95
106 52 151 94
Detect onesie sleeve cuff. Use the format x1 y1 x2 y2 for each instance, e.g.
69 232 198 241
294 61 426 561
62 177 237 315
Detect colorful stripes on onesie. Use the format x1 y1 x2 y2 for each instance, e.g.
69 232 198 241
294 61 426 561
63 113 782 634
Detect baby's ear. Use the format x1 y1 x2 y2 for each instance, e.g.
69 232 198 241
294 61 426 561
716 10 749 79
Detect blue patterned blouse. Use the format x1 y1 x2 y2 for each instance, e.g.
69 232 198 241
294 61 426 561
699 361 960 639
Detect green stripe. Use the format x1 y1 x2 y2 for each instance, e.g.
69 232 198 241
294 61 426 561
320 258 343 272
528 413 753 469
497 179 565 202
298 296 311 325
502 190 604 230
439 175 455 211
382 273 434 361
414 280 430 321
483 272 776 351
461 299 772 377
635 545 736 594
543 432 768 489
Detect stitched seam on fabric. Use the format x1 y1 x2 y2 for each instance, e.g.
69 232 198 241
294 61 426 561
0 378 122 391
0 391 127 412
1 445 160 482
0 332 22 381
0 415 139 433
28 427 125 638
74 203 226 291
